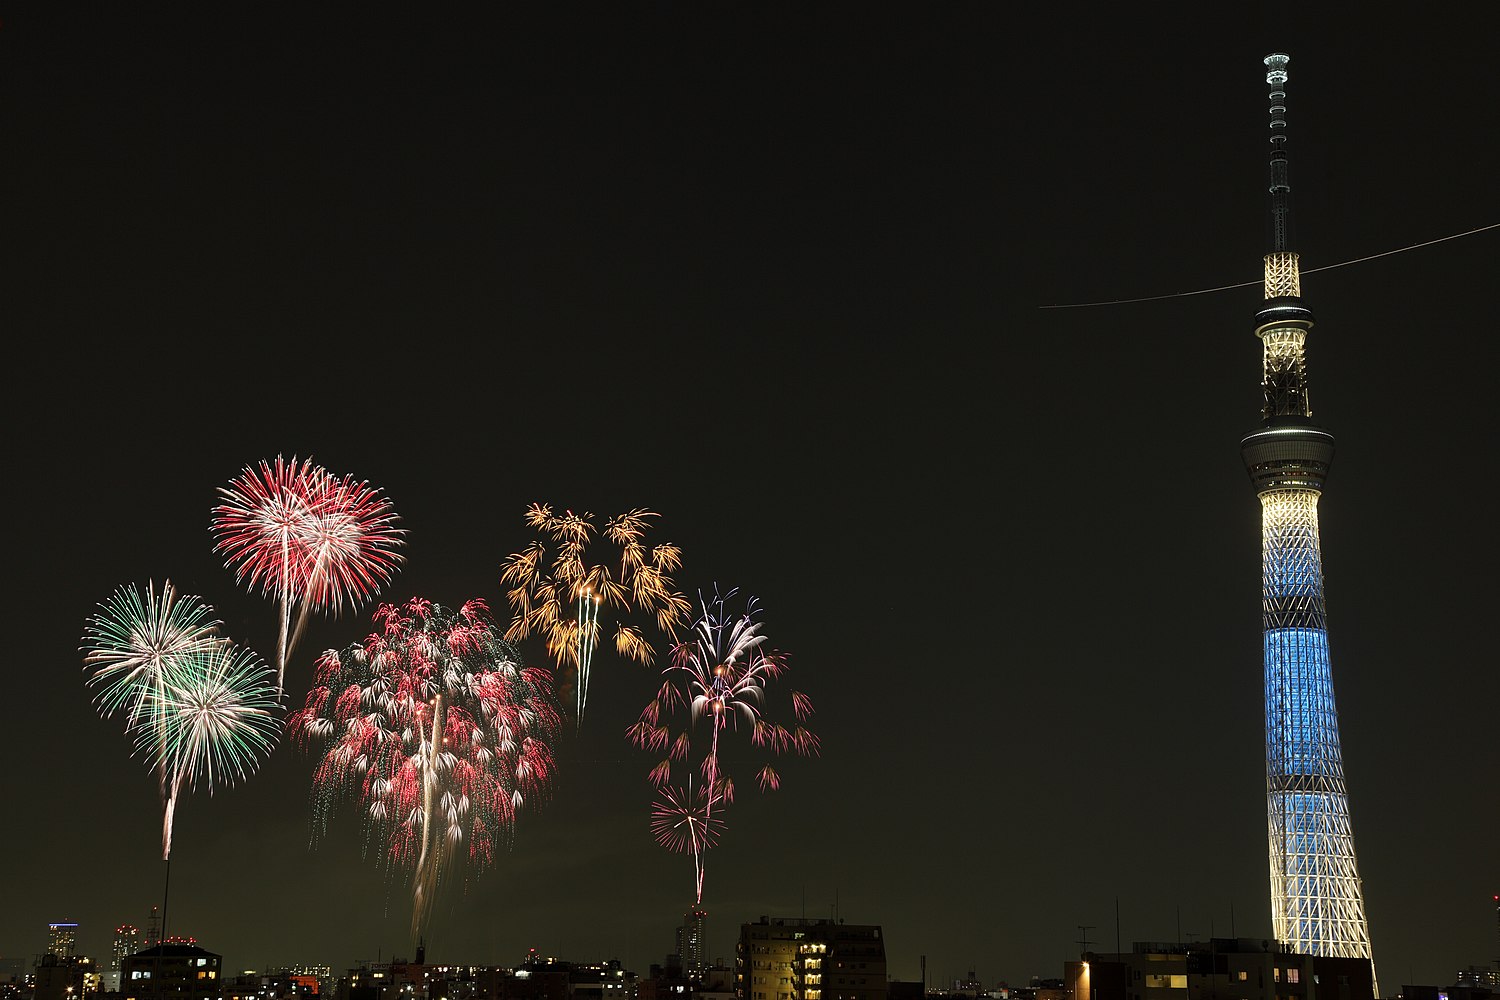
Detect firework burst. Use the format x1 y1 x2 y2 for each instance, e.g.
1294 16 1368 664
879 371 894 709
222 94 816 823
81 581 221 731
650 782 725 892
147 643 283 793
82 582 281 859
500 504 689 730
629 588 817 902
211 456 404 692
290 597 562 937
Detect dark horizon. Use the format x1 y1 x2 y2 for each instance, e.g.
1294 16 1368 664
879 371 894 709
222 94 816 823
4 5 1497 990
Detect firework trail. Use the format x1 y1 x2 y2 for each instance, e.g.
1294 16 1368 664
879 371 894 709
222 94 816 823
211 456 404 693
629 588 818 902
289 597 562 937
576 588 602 722
501 504 689 730
82 582 281 859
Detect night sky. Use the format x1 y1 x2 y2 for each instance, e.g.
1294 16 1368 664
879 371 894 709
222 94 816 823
5 5 1498 992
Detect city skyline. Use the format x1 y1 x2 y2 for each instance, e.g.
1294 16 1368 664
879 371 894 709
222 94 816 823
4 5 1497 992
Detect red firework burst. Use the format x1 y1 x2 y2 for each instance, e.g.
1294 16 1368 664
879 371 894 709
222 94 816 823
211 456 404 690
290 597 561 936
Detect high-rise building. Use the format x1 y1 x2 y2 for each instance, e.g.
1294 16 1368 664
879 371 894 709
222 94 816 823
106 925 142 993
1238 53 1375 985
48 924 80 961
678 909 709 982
114 927 141 972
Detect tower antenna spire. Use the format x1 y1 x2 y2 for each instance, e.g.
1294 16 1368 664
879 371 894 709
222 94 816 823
1261 53 1303 304
1265 53 1294 255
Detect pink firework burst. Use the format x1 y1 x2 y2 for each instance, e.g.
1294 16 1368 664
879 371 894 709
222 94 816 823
299 472 405 615
290 597 561 937
629 587 818 903
651 783 725 863
211 456 404 692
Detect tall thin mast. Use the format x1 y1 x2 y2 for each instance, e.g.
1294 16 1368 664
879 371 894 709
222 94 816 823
1265 53 1294 256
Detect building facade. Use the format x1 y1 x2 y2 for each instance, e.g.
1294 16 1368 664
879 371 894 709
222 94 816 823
736 918 884 1000
1065 939 1372 1000
121 944 224 1000
34 954 98 1000
49 925 80 961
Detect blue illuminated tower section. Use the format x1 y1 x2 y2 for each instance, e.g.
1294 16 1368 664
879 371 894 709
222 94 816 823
1239 53 1376 982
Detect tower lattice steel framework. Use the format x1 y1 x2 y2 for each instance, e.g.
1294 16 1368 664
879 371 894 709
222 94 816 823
1239 53 1377 986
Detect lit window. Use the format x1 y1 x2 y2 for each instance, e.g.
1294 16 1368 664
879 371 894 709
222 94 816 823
1287 970 1299 985
1238 973 1247 982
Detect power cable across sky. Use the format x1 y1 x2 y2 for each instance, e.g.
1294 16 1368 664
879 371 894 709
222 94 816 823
1037 222 1500 309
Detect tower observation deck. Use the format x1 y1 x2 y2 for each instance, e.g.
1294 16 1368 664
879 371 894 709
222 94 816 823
1239 53 1377 988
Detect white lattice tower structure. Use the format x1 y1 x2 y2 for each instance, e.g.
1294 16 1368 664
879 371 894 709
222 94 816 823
1239 53 1377 989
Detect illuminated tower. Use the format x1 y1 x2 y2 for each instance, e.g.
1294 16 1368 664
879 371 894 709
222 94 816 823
1240 53 1376 982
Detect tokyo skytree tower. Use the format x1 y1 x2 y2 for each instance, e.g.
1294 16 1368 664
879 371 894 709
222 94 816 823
1238 54 1377 982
